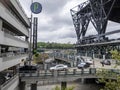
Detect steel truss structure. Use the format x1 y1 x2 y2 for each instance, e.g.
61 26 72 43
71 0 120 59
71 0 119 44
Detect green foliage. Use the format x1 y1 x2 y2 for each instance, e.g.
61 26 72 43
110 50 120 65
97 68 120 90
97 50 120 90
33 53 49 64
110 50 120 60
67 86 75 90
52 86 75 90
37 42 74 49
52 86 60 90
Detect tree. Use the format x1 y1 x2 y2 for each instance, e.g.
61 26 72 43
97 50 120 90
37 42 74 49
33 53 49 64
52 86 75 90
110 50 120 65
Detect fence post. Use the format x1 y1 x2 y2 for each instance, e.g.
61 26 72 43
81 68 84 74
73 69 76 75
53 70 58 77
65 69 67 75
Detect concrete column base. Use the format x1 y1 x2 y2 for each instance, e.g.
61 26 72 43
31 83 37 90
61 82 67 90
19 81 26 90
81 78 85 84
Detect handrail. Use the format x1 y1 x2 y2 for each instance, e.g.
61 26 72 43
19 68 120 78
2 54 28 61
4 32 28 43
19 68 96 77
0 74 18 89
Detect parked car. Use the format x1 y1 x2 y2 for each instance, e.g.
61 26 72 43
100 60 111 65
49 64 68 71
19 65 38 73
77 62 90 69
85 58 93 65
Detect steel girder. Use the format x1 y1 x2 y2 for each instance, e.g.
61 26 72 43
71 0 116 43
70 1 90 40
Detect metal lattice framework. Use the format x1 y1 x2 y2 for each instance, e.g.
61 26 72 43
70 0 119 44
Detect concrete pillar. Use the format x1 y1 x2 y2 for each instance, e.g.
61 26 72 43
0 46 1 56
61 82 67 90
31 83 37 90
44 63 47 70
0 19 3 30
19 81 26 90
73 69 76 74
103 55 105 60
93 53 95 59
53 70 58 77
85 51 87 57
25 37 29 42
81 78 85 84
70 62 73 67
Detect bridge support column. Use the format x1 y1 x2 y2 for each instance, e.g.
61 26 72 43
54 70 58 77
0 18 3 30
103 55 105 60
70 62 73 67
81 78 85 84
61 82 67 90
44 63 47 70
31 83 37 90
19 81 26 90
85 51 87 57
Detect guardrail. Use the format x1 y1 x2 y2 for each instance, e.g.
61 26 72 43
19 68 96 77
19 68 120 79
0 74 19 90
19 68 120 85
54 53 76 61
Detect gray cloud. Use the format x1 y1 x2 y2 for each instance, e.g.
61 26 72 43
19 0 88 43
41 0 68 15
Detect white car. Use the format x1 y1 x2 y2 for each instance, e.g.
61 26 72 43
85 59 93 65
49 64 68 71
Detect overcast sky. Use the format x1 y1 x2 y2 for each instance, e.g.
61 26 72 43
19 0 120 44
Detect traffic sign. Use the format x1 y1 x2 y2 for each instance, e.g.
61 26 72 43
30 2 42 14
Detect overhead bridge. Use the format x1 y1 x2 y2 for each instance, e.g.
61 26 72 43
71 0 120 58
54 53 75 67
19 68 120 90
76 40 120 47
20 68 97 83
76 0 120 23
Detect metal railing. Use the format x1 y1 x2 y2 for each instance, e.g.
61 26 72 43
19 68 120 80
0 74 19 90
0 52 28 62
19 68 96 78
4 32 28 43
54 52 76 61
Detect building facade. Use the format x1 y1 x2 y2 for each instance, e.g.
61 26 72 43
0 0 30 90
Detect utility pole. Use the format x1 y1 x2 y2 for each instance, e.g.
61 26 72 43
29 1 42 65
28 0 33 65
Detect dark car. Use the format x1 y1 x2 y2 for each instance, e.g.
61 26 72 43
0 73 6 85
19 65 38 73
77 62 90 69
100 60 111 65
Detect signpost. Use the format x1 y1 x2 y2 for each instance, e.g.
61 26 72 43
28 2 42 65
30 2 42 14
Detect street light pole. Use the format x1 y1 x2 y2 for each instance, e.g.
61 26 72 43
29 1 42 65
28 0 33 65
92 50 95 68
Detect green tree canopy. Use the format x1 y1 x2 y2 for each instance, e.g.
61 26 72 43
37 42 74 49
